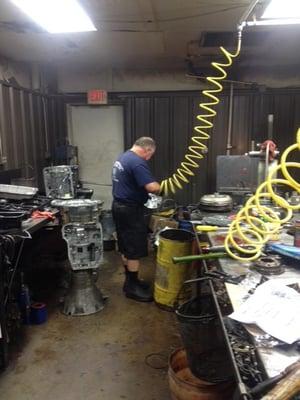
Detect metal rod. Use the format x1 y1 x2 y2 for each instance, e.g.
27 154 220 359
173 253 228 264
5 239 25 306
226 83 234 155
185 73 256 86
265 141 270 184
42 97 50 156
20 91 29 172
267 114 274 140
202 256 250 398
0 84 8 166
28 93 38 176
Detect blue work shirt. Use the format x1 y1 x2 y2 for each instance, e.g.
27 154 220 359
112 150 155 205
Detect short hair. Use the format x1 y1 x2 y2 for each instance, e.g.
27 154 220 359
134 137 156 149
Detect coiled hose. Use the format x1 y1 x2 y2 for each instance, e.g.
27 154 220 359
160 32 242 195
225 128 300 261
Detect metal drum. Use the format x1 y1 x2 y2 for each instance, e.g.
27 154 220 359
154 229 194 309
199 193 233 212
52 199 103 224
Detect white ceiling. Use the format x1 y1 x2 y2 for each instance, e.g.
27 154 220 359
0 0 299 69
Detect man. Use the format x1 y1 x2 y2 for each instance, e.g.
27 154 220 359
112 137 160 302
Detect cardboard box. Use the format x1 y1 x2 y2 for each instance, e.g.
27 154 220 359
149 215 178 233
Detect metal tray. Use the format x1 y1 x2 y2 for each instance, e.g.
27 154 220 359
0 184 38 200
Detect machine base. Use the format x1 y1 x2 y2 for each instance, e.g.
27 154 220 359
62 270 106 316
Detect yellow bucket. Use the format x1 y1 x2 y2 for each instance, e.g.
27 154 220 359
154 229 194 309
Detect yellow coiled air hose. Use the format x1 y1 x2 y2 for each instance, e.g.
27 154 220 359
225 128 300 261
160 32 242 195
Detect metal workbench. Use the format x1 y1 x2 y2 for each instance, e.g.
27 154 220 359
204 228 300 397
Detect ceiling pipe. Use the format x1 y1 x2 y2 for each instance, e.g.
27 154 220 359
226 83 234 155
238 0 261 30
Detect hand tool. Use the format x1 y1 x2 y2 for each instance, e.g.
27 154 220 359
255 360 300 399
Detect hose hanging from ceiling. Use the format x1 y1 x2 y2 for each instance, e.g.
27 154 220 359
224 128 300 261
160 31 242 195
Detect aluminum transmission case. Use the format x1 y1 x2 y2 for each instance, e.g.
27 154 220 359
43 165 79 199
62 223 103 270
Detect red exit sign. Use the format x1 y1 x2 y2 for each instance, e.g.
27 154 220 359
87 89 108 105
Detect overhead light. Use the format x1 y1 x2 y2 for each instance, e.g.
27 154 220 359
241 0 300 28
246 18 300 26
261 0 300 19
11 0 97 33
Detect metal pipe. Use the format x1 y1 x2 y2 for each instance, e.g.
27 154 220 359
185 73 256 86
42 97 50 156
265 141 270 184
173 252 228 264
226 83 234 155
267 114 274 140
238 0 261 30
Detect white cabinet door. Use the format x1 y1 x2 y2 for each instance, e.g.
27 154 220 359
68 105 124 208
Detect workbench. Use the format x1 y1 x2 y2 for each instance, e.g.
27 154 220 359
204 227 300 397
0 211 58 369
22 214 57 233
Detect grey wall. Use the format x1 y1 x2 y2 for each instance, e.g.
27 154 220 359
1 58 299 202
57 67 206 93
57 66 300 93
121 90 300 204
238 66 300 89
0 54 58 94
0 56 32 88
0 80 65 188
60 88 300 205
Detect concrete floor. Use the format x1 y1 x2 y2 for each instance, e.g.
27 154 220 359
0 251 181 400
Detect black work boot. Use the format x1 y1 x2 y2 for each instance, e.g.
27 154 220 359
123 266 150 290
123 271 153 302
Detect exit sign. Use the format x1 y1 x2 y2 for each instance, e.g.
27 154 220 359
87 89 108 105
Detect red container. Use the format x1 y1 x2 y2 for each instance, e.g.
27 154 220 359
168 348 234 400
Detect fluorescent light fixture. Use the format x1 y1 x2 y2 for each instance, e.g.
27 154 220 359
247 18 300 26
11 0 97 33
262 0 300 19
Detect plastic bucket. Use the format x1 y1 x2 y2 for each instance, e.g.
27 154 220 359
168 348 234 400
176 294 234 383
154 229 194 309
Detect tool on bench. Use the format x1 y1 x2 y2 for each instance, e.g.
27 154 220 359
182 270 243 286
195 225 222 232
203 270 244 284
250 360 300 399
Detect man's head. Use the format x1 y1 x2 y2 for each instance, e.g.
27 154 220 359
132 137 156 160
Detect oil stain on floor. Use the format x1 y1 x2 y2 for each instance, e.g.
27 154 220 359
0 251 181 400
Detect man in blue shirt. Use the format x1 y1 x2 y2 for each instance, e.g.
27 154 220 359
112 137 160 302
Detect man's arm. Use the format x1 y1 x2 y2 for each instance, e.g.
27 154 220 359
145 181 160 194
